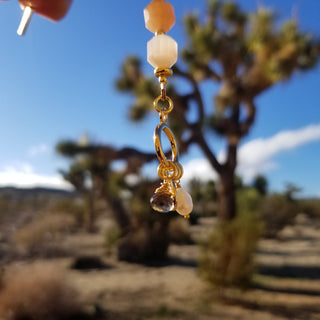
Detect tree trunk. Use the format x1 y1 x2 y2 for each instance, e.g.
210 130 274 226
117 222 170 263
104 193 131 235
85 192 96 233
216 100 240 221
217 167 236 220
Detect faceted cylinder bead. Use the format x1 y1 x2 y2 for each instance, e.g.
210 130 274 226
144 0 175 34
176 188 193 217
147 34 178 69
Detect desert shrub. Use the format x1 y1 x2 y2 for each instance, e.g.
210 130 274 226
53 198 86 228
260 193 298 238
189 179 217 217
118 221 170 263
298 198 320 219
104 223 122 255
116 180 172 263
199 189 263 287
0 263 81 320
168 217 192 244
13 214 75 257
0 194 14 223
237 188 262 214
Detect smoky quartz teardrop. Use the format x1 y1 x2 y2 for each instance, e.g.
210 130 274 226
150 192 175 212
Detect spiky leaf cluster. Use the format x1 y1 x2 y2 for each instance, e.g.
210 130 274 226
116 1 319 148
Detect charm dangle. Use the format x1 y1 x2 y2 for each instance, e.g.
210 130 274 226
176 185 194 217
150 181 176 213
144 0 193 218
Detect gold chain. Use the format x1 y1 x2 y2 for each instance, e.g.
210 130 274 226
150 68 189 218
153 69 182 182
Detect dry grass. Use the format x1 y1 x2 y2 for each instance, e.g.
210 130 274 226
1 214 320 320
13 214 75 257
199 212 263 287
168 217 192 244
0 263 81 320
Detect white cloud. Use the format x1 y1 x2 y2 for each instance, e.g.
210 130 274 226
2 124 320 190
182 123 320 183
0 163 73 190
28 143 49 157
183 158 217 182
237 123 320 182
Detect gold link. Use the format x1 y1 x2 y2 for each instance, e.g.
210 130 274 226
161 87 166 101
159 111 168 123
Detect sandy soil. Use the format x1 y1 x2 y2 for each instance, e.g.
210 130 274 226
3 215 320 320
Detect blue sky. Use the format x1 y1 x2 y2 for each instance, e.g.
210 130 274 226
0 0 319 197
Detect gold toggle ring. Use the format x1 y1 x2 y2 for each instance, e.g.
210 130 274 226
154 123 179 167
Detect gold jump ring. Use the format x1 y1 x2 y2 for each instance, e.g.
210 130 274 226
154 95 173 114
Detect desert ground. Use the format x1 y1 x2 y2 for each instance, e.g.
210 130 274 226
2 214 320 320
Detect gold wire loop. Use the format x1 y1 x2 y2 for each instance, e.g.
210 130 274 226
154 123 179 167
173 162 183 181
157 161 175 180
154 95 173 114
157 161 183 181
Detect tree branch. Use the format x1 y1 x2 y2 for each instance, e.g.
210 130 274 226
173 65 205 126
240 99 256 136
192 128 222 173
202 64 222 82
173 65 223 174
117 147 155 163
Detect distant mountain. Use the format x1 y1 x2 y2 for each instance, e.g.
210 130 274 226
0 186 75 196
0 186 76 205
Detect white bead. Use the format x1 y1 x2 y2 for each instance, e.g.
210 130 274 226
147 34 178 69
176 187 193 216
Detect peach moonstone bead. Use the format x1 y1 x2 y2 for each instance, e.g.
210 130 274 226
144 0 175 34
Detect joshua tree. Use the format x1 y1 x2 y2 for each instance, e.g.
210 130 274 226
56 139 173 262
56 140 153 233
57 1 319 265
116 1 320 220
